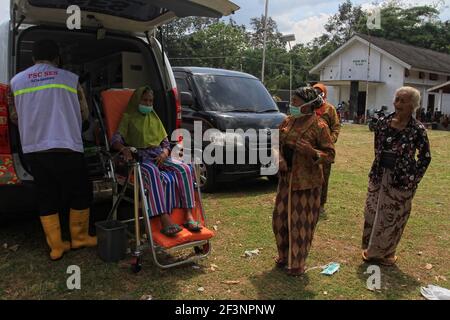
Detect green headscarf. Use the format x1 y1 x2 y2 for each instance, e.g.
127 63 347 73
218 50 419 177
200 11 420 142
117 86 168 148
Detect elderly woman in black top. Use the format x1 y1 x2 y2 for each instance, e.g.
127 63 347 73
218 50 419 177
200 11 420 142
362 86 431 266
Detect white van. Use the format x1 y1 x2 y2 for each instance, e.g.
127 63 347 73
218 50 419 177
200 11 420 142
0 0 239 214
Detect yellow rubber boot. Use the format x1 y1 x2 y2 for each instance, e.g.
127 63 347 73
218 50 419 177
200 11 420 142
70 208 97 249
40 214 71 261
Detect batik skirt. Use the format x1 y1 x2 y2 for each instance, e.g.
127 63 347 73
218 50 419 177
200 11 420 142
272 172 322 271
362 169 415 259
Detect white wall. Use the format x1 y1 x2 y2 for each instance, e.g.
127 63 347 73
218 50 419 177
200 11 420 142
326 85 350 108
341 42 381 82
441 94 450 115
405 70 448 87
369 54 404 113
320 41 382 82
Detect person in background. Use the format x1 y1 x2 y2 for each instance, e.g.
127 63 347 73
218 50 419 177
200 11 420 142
344 100 350 122
362 86 431 266
426 109 432 122
313 83 341 215
442 115 449 129
272 87 335 276
337 101 344 123
9 39 96 261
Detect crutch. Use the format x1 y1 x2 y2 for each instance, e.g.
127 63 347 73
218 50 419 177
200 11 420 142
287 171 294 270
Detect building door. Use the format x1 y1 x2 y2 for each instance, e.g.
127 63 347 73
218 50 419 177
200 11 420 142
427 94 435 112
350 81 359 120
358 92 367 118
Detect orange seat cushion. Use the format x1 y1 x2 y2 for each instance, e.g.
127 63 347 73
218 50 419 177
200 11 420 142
151 228 194 249
186 227 214 242
150 208 214 249
100 89 134 140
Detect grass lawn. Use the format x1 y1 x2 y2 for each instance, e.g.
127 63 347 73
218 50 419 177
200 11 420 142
0 124 449 300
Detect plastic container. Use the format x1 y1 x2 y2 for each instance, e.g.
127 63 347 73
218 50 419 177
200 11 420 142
95 220 127 263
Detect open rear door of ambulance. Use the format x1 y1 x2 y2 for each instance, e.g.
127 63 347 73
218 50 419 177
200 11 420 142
12 0 240 33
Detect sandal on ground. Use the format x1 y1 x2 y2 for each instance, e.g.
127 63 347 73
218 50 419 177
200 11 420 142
183 220 202 232
287 268 305 277
160 224 182 237
380 255 398 266
274 257 287 268
362 250 372 262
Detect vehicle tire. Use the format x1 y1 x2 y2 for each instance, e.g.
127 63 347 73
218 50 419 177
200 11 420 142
130 255 142 273
267 175 278 184
198 163 216 193
194 243 210 254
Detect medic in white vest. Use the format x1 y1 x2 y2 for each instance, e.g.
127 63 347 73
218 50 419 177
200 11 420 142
9 39 96 261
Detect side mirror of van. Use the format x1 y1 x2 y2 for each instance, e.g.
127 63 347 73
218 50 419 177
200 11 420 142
180 91 194 107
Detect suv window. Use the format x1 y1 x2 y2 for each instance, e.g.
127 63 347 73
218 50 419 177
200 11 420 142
175 77 192 94
193 74 277 113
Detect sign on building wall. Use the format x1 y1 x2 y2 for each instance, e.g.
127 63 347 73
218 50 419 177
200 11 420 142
353 59 367 66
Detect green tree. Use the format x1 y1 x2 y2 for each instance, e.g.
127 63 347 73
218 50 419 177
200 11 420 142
169 19 250 69
360 2 450 53
249 15 286 50
162 17 218 60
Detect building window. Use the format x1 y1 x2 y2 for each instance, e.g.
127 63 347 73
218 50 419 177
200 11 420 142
447 76 450 81
405 69 410 77
419 72 425 79
429 73 438 81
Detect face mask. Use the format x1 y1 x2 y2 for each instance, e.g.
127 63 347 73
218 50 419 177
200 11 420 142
138 104 154 115
289 103 313 118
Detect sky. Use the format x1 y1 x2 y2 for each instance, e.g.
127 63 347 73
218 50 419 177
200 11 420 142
0 0 448 45
229 0 450 44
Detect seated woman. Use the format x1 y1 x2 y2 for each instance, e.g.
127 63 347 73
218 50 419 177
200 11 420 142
111 86 201 237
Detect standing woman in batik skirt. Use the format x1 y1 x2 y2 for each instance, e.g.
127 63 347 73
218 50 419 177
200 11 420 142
272 87 335 276
362 86 431 266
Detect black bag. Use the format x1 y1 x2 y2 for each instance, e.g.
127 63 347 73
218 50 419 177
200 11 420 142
283 145 294 169
380 150 397 169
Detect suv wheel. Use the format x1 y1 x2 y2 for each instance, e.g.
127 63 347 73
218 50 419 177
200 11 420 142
198 162 216 193
267 175 278 184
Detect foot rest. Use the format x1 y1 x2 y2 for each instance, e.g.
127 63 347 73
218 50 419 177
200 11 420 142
185 227 214 242
152 227 214 249
152 228 192 249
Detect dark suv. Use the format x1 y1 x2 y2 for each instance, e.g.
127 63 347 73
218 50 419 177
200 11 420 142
173 67 286 192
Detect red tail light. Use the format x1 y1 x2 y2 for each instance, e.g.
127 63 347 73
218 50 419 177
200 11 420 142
172 87 182 129
0 84 11 154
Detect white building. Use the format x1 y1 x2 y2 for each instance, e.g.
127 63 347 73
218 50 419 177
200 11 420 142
310 34 450 119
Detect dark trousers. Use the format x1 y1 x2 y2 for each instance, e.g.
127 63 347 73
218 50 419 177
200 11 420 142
25 152 92 216
321 163 332 206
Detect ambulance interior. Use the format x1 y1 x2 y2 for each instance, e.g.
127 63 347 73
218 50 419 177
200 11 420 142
14 27 170 201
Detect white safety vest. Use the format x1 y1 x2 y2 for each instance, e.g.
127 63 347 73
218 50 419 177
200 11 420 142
10 63 83 153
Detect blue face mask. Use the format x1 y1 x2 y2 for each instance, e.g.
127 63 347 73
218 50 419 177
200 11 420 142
138 104 154 115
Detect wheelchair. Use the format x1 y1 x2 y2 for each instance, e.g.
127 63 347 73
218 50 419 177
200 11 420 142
93 89 214 272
